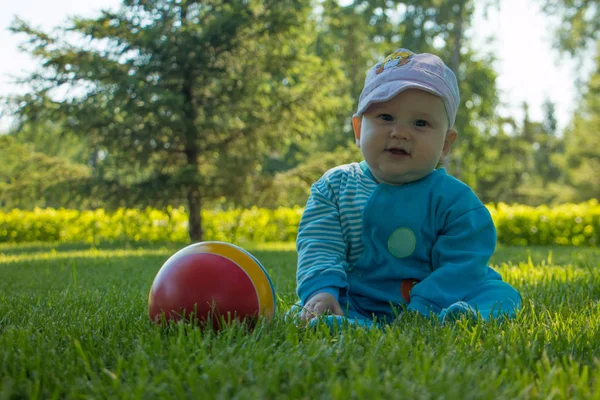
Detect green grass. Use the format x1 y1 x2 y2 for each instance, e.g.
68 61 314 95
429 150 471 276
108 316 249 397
1 242 599 399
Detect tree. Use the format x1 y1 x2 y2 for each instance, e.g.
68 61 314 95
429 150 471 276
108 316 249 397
0 135 91 209
8 117 90 166
541 0 600 201
8 0 346 241
520 102 537 143
542 98 557 136
472 131 530 204
534 99 562 189
509 101 565 204
541 0 600 57
559 43 600 201
259 145 362 207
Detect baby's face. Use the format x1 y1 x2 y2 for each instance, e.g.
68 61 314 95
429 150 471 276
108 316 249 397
353 89 457 185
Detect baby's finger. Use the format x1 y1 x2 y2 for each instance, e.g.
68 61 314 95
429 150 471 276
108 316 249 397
331 301 344 316
300 303 315 321
312 302 325 316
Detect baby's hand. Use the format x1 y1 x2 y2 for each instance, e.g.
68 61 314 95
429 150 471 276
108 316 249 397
300 292 343 321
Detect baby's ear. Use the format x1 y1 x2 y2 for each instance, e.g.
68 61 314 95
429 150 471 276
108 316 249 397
441 128 458 160
352 116 362 147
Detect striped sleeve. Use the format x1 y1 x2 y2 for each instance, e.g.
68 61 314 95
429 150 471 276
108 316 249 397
296 175 349 304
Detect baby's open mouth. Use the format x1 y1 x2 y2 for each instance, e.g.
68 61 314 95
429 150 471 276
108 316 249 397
387 148 410 156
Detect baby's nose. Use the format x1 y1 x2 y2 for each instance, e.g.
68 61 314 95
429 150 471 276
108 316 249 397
391 123 411 139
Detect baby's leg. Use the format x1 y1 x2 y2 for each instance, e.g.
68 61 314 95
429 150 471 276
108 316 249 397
459 279 522 321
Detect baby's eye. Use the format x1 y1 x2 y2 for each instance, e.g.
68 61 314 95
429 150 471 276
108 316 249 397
414 119 429 127
378 114 394 122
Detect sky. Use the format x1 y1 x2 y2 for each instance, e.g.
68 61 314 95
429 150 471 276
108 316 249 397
0 0 593 134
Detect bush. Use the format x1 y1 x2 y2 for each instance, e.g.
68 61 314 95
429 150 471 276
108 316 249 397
1 201 598 246
489 199 599 246
0 206 303 245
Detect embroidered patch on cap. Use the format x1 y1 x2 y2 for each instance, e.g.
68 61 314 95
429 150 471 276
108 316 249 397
388 227 416 258
375 50 414 75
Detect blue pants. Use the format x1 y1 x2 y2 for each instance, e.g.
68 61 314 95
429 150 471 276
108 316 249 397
288 279 521 328
453 278 522 320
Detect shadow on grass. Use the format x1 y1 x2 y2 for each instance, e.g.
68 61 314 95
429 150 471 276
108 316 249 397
0 244 300 301
3 241 597 296
0 240 293 257
0 241 188 256
492 245 599 268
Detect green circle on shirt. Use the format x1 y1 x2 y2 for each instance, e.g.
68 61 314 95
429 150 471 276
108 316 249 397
388 227 416 258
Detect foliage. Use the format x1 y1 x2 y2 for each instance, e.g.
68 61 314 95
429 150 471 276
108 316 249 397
8 0 347 240
2 201 599 246
554 43 600 203
541 0 600 56
538 0 600 203
11 121 89 165
4 0 598 212
0 206 303 244
0 135 91 209
469 131 532 204
490 200 600 246
1 242 600 398
449 49 502 193
259 145 362 207
510 101 565 206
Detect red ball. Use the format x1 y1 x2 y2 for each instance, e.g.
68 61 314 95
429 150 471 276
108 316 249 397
148 242 276 330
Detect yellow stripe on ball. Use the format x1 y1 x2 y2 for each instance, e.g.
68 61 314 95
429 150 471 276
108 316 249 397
192 242 275 318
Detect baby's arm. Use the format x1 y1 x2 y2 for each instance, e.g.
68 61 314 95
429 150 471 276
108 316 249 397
296 178 349 319
407 199 496 316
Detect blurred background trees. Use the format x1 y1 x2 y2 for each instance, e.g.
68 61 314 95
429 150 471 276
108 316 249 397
539 0 600 203
1 0 599 241
4 0 348 240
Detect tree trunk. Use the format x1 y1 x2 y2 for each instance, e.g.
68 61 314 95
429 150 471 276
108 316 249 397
182 94 202 242
179 1 203 243
444 0 465 174
186 185 203 242
451 1 463 76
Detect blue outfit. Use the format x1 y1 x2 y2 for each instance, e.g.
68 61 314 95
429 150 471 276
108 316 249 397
292 161 521 326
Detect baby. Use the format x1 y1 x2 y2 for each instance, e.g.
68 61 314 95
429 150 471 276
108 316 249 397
292 48 522 327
